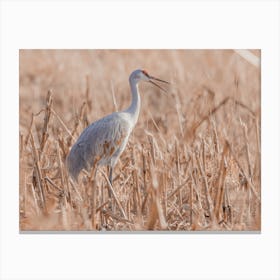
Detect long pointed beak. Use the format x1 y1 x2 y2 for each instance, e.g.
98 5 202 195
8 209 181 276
148 75 169 93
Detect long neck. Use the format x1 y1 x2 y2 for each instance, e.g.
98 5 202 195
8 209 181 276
125 78 141 126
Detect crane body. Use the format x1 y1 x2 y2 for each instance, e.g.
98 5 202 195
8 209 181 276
66 69 168 185
67 111 132 181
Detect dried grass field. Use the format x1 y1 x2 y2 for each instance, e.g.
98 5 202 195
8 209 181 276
19 50 261 231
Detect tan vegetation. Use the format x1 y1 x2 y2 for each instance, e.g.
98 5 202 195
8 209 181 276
19 50 261 231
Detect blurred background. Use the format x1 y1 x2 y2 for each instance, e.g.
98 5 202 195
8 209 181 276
19 50 260 136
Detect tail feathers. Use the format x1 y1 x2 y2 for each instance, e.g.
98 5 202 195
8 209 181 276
66 152 84 182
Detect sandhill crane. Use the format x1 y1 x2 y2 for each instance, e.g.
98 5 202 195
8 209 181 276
66 69 169 190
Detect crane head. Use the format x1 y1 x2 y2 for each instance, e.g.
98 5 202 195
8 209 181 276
129 69 169 93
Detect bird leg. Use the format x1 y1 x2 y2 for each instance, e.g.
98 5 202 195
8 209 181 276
108 166 113 199
108 166 117 212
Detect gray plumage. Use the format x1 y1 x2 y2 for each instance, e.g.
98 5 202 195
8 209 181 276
66 69 168 184
66 112 132 181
